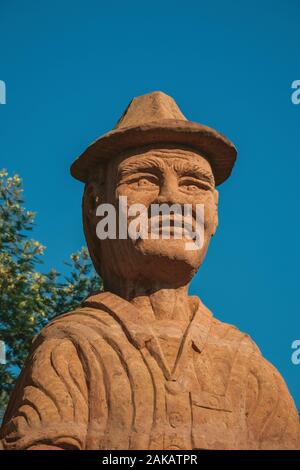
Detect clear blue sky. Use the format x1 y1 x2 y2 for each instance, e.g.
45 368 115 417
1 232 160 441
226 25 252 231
0 0 299 410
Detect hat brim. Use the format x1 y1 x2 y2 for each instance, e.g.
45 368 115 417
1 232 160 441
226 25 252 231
70 120 237 186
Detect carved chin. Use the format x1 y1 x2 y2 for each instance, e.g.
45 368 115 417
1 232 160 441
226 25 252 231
133 238 204 282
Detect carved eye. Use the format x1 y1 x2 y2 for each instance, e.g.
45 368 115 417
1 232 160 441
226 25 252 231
179 178 210 193
181 184 199 192
138 178 157 187
128 175 158 190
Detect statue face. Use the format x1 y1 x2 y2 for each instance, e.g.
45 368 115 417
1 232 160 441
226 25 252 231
84 146 218 289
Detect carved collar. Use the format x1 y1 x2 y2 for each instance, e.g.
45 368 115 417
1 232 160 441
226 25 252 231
83 291 213 381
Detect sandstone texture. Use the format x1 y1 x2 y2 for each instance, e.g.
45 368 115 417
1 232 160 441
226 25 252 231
1 92 299 450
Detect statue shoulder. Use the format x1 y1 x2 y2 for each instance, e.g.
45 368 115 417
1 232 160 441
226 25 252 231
1 305 118 449
32 304 116 344
207 313 262 355
206 313 299 448
245 348 300 448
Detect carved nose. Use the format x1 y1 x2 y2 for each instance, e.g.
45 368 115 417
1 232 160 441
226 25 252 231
157 176 178 204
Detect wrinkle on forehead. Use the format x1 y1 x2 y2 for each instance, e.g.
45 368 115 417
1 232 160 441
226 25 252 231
116 148 215 186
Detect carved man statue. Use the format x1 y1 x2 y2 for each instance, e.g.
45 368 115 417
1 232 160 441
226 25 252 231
1 92 299 450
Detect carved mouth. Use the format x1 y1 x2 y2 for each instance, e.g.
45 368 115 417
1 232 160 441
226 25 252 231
148 214 197 239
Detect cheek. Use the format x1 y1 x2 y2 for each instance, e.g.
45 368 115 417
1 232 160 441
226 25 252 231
204 196 216 231
192 193 215 226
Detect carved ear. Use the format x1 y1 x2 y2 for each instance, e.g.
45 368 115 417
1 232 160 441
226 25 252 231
82 166 106 277
83 166 106 222
83 181 102 220
212 189 219 236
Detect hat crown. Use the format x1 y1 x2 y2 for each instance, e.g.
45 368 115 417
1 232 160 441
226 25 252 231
115 91 187 129
71 90 237 186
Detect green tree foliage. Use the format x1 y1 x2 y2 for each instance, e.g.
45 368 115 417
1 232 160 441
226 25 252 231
0 170 102 409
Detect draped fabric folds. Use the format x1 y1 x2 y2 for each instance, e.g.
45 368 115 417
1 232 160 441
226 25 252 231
1 292 299 450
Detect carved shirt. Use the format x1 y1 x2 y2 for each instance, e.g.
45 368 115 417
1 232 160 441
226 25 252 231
1 292 299 450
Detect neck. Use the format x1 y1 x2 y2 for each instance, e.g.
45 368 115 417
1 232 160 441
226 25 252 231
104 278 193 325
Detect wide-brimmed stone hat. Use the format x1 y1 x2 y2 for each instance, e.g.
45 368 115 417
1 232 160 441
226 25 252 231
70 91 237 186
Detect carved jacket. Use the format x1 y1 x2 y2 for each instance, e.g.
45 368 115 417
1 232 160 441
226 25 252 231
1 291 299 450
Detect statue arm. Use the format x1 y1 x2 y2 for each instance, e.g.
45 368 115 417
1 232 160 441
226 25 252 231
0 335 89 450
246 352 300 449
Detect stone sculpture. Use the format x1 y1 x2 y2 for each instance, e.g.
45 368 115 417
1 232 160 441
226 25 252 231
1 91 299 450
